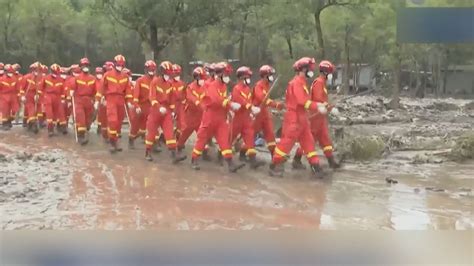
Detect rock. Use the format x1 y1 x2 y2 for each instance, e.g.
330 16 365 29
385 177 398 184
425 187 445 192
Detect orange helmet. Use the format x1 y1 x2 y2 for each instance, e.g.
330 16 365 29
172 64 182 76
60 67 68 74
4 64 15 74
29 62 40 71
192 66 208 80
70 64 81 74
319 60 334 74
144 60 157 71
259 65 275 77
79 57 90 66
293 57 316 72
104 61 114 71
214 62 233 75
114 54 126 67
236 66 252 79
95 67 104 74
0 62 4 70
159 61 174 76
50 64 61 74
13 63 21 72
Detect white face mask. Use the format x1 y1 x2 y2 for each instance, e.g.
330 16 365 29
306 70 314 78
51 74 58 78
33 71 38 76
7 73 13 77
163 74 170 81
174 76 181 81
60 74 67 80
147 71 154 76
222 76 230 84
327 73 333 81
268 75 274 82
96 74 103 80
198 79 205 86
115 66 123 72
244 78 251 85
73 72 79 77
82 67 89 73
129 77 132 82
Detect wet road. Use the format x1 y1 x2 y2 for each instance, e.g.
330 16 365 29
1 127 472 230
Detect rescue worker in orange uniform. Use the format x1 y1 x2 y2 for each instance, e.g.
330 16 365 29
294 60 340 169
144 61 186 164
171 64 186 139
94 55 129 153
64 64 80 128
12 64 24 126
70 58 96 145
0 64 19 130
37 64 48 128
38 64 67 136
249 65 284 156
191 62 245 173
0 63 4 77
230 66 265 169
96 62 113 139
19 62 42 133
176 66 210 159
129 60 155 149
123 68 135 141
269 57 325 178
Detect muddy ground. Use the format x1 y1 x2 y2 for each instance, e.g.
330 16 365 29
1 96 473 230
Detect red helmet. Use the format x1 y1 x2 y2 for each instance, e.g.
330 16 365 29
192 66 208 80
41 64 48 73
236 66 252 78
319 60 334 74
123 68 131 76
104 61 114 71
13 63 21 71
4 64 15 74
95 67 104 74
50 64 61 74
29 62 40 70
259 65 275 77
70 64 81 74
159 61 174 75
293 57 316 72
0 63 4 70
214 62 233 75
60 67 68 74
114 54 126 67
79 57 90 66
144 60 157 71
172 64 182 76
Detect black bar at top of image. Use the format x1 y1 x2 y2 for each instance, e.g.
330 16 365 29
397 7 474 43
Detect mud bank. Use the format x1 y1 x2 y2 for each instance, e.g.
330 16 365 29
1 115 472 230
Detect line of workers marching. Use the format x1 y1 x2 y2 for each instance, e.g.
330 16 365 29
0 55 341 178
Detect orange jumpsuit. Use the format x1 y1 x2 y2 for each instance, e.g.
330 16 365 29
145 76 176 151
176 80 206 149
38 75 66 129
71 73 96 134
64 76 76 126
272 75 320 165
192 79 233 160
131 75 153 139
230 81 257 158
95 69 129 143
0 75 19 124
296 76 334 158
171 79 186 137
19 73 42 125
251 79 282 153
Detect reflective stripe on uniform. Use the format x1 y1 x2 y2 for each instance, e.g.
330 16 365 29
323 145 333 151
266 141 276 147
193 149 203 155
106 77 118 83
166 139 176 145
222 99 230 107
246 148 257 155
77 127 87 132
274 147 287 157
145 140 154 145
221 149 232 156
304 100 312 110
307 151 317 158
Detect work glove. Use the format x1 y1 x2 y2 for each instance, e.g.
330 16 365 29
100 97 106 106
21 96 26 103
34 95 39 101
135 107 142 114
330 107 340 116
127 102 133 109
67 102 72 108
251 106 261 115
69 90 74 97
159 106 167 115
317 103 327 115
230 102 241 111
94 101 100 110
61 99 66 104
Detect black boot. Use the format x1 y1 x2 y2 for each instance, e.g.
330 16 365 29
292 154 306 170
61 125 68 135
7 120 13 129
202 149 211 161
31 123 39 134
269 163 284 178
191 157 201 170
226 158 245 173
248 156 265 169
239 149 247 162
310 164 324 179
79 133 89 145
96 125 101 135
128 138 135 150
22 118 27 127
109 141 118 154
145 149 153 161
48 127 54 137
2 122 10 131
38 120 46 129
152 142 162 153
217 151 224 166
171 149 187 164
327 156 341 169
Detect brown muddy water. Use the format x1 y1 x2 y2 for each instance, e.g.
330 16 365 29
1 127 472 230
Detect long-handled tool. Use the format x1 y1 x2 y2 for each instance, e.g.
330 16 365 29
124 103 132 126
259 76 280 108
71 96 78 143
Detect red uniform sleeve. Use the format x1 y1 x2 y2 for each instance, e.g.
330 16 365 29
133 78 142 105
232 84 252 110
95 75 105 101
186 84 200 107
294 81 317 111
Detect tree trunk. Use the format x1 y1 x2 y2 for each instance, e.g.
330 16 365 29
238 13 249 62
286 35 294 59
442 48 449 94
149 23 159 61
314 11 325 59
390 43 402 109
342 24 350 95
